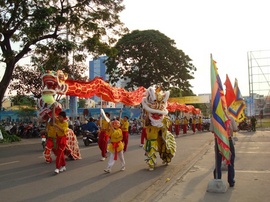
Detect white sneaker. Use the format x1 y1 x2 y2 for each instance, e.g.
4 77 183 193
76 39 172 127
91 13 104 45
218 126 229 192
149 168 154 171
54 169 59 174
104 168 111 173
139 144 144 147
120 166 125 171
100 157 106 161
59 166 66 172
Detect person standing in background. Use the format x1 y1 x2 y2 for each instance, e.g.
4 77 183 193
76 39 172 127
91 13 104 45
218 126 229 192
192 116 197 134
250 116 257 131
183 116 188 134
197 116 202 132
168 117 173 133
174 116 181 137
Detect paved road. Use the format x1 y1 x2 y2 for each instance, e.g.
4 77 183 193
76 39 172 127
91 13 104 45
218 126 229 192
0 130 213 202
1 129 269 202
157 129 270 202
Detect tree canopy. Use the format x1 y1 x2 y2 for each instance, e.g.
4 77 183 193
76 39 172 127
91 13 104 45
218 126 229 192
10 95 36 107
105 30 196 93
0 0 127 104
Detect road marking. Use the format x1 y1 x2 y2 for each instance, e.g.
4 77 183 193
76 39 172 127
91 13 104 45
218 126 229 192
236 170 270 174
0 161 19 166
237 151 270 154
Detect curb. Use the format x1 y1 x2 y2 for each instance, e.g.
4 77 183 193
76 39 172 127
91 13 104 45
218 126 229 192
151 139 214 202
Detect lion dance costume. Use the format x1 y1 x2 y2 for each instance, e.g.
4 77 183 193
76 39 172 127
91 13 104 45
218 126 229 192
141 86 176 171
38 70 81 162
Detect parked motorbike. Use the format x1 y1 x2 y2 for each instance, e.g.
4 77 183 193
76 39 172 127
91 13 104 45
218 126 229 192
74 125 83 137
82 130 99 146
201 122 210 131
129 123 142 135
238 121 252 132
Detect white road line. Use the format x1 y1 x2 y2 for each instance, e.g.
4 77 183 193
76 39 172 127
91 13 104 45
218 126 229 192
0 161 19 166
236 170 270 174
237 151 270 154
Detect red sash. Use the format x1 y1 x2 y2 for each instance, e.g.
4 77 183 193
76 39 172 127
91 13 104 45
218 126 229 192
111 142 120 160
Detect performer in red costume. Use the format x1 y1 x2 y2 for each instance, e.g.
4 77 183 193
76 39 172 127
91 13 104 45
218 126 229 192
53 111 69 174
120 116 129 152
140 119 146 147
43 121 57 163
182 116 188 134
174 116 181 137
98 112 110 161
192 116 197 134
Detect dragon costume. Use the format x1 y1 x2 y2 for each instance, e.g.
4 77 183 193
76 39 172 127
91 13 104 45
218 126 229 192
141 86 176 171
38 70 81 161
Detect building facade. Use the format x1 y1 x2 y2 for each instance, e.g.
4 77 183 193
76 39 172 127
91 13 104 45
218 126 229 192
89 56 124 108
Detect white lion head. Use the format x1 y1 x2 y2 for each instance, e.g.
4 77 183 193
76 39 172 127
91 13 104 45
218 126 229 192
141 86 170 127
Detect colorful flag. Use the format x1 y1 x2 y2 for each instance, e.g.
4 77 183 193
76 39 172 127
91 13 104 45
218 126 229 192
224 74 236 107
210 55 231 164
228 78 246 122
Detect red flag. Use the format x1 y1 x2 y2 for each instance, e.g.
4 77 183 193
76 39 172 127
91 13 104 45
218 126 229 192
224 74 236 107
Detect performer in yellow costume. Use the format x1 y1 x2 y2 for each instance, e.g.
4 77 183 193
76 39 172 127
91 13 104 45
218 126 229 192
104 120 125 173
43 122 57 163
120 116 129 152
141 86 177 171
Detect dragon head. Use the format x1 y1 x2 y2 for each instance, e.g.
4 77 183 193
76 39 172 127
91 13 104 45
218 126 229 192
141 86 170 127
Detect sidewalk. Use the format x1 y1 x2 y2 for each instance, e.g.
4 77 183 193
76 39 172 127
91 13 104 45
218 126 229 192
155 130 270 202
0 137 41 147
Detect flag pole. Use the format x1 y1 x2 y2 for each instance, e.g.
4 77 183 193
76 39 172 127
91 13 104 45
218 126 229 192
210 53 219 180
100 95 103 128
214 137 218 179
207 53 227 193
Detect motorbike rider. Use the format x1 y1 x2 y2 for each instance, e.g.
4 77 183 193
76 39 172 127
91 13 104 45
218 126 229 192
85 117 99 138
242 118 248 127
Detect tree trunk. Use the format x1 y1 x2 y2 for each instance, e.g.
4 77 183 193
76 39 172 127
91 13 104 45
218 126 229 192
0 61 16 109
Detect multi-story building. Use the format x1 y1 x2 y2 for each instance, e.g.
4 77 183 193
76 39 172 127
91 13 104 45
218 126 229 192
89 56 119 108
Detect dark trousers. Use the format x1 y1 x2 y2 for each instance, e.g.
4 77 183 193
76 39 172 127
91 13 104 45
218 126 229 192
213 138 235 186
251 123 256 131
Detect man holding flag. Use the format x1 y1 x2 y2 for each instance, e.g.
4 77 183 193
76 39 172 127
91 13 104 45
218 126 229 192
210 115 238 187
209 55 238 190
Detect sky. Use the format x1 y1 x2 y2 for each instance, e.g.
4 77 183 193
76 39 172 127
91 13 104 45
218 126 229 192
1 0 270 97
119 0 270 96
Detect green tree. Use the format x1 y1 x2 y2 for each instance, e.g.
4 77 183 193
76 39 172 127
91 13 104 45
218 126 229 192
10 95 36 107
105 30 196 92
169 87 195 98
0 0 127 105
78 98 86 108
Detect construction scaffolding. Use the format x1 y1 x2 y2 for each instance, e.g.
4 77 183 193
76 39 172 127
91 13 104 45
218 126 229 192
247 50 270 118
